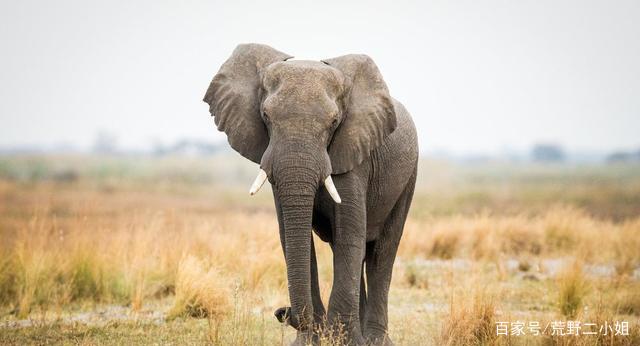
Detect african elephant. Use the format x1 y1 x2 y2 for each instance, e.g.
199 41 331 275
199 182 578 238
203 44 418 345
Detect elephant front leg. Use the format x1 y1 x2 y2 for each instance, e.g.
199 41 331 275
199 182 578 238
327 191 367 345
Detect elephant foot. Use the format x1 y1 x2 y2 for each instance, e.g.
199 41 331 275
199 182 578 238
275 308 315 345
278 307 368 345
292 330 322 346
275 306 324 330
323 317 366 346
275 306 318 344
365 333 394 346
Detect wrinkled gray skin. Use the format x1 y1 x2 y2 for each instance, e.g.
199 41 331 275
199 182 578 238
204 44 418 346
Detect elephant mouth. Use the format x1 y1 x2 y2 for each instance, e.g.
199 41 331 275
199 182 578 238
248 168 341 204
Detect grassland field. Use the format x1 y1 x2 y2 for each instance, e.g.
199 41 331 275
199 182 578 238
0 154 639 345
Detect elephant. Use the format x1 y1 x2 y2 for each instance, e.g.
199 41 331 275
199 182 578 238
203 44 418 345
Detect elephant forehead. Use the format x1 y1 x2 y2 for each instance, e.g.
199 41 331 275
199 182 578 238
264 86 338 117
263 61 343 96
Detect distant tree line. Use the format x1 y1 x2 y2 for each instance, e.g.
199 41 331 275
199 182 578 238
531 144 565 162
606 150 640 163
86 131 640 162
151 139 229 156
91 131 228 156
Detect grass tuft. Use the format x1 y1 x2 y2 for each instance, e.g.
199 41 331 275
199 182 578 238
167 255 233 320
557 261 589 318
428 229 460 259
437 290 497 346
613 219 640 277
616 287 640 316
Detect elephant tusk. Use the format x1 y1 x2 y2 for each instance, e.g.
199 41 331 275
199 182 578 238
249 169 268 195
323 176 342 204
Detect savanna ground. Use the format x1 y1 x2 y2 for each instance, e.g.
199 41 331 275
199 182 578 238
0 154 639 345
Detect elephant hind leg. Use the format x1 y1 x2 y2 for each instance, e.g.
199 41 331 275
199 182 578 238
364 170 416 345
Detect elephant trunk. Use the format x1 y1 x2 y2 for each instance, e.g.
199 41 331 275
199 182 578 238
272 151 323 332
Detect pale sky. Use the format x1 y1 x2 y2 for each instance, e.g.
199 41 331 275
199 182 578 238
1 0 639 155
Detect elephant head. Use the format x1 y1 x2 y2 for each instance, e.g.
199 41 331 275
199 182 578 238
203 43 396 331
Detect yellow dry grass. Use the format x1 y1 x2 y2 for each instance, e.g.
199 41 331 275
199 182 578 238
167 255 233 320
556 261 590 319
0 156 639 345
399 206 640 265
437 290 497 346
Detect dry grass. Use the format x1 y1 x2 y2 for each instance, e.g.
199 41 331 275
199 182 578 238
613 219 640 277
615 284 640 316
0 156 639 345
167 255 233 320
7 199 635 326
541 304 640 346
0 209 294 317
399 207 639 267
557 261 590 318
437 290 498 346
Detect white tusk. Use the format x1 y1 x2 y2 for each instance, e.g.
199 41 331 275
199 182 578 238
249 169 268 195
323 176 342 204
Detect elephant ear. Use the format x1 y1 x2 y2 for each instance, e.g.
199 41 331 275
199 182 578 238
203 44 292 163
322 54 397 174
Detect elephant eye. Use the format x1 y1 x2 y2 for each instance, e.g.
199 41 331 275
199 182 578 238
263 112 270 122
331 118 339 127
